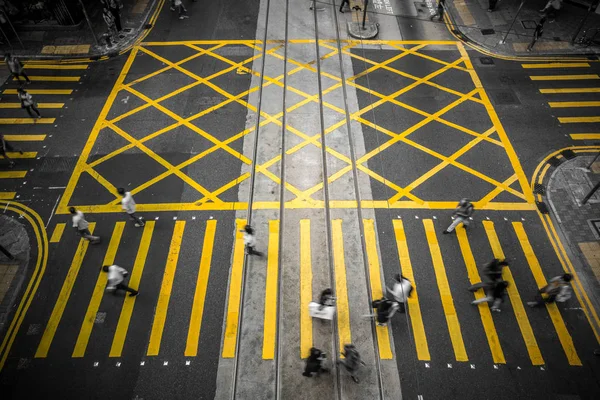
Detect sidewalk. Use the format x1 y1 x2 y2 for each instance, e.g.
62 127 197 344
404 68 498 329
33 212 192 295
446 0 600 57
0 0 159 60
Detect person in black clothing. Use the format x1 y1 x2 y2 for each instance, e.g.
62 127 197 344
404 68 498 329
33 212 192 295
339 0 350 13
471 280 508 312
103 0 122 31
527 17 547 52
372 297 399 325
303 347 328 377
468 259 508 292
0 134 22 168
430 0 446 21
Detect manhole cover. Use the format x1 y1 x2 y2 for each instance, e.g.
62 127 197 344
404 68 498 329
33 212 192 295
553 37 561 41
480 57 494 65
534 183 546 195
491 91 520 105
522 20 537 29
561 149 576 160
481 29 495 35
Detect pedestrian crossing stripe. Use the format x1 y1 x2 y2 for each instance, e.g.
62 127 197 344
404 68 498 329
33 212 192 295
530 75 600 81
558 117 600 124
0 103 64 109
2 89 73 95
521 63 591 69
23 64 88 70
31 218 591 367
13 76 80 82
2 135 46 141
570 134 600 140
0 171 27 179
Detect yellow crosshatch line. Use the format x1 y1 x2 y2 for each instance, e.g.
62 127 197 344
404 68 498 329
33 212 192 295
57 40 533 214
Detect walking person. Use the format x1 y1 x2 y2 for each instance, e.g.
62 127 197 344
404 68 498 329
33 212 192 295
104 0 122 31
339 0 350 12
387 274 412 313
17 88 41 119
442 198 474 234
118 188 145 227
70 207 101 244
0 134 21 168
174 0 189 19
430 0 446 21
338 344 365 383
102 7 117 38
468 258 508 292
372 297 400 326
103 264 139 297
528 273 572 307
242 224 264 256
527 17 547 52
471 280 508 312
302 347 328 377
539 0 562 21
5 53 30 84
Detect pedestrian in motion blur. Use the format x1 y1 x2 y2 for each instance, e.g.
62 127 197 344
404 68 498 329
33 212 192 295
0 134 22 168
5 53 30 84
387 274 412 313
70 207 101 244
338 344 365 383
528 273 572 307
102 0 122 31
173 0 189 19
103 264 139 297
118 188 145 227
242 224 264 256
302 347 328 377
339 0 350 12
17 88 41 119
471 280 508 312
442 198 474 234
468 258 508 292
430 0 446 21
372 297 400 325
527 17 547 52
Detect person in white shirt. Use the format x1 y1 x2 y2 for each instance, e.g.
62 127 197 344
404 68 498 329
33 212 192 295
118 188 145 227
242 224 263 256
69 207 101 243
387 274 412 313
102 264 138 296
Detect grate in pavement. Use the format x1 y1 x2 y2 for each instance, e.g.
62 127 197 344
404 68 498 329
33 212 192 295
481 29 495 35
490 90 520 105
561 149 576 160
26 324 41 335
534 183 546 195
548 156 562 167
95 312 106 324
479 57 494 65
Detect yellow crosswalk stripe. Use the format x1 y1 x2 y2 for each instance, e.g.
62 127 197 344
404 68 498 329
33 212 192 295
0 192 16 199
23 64 88 70
262 220 279 360
549 101 600 108
110 222 154 357
482 221 544 365
222 219 246 358
530 74 600 81
423 219 468 362
147 221 185 356
73 222 125 358
0 103 64 109
332 219 351 356
559 116 600 123
456 225 505 364
35 224 95 358
300 219 313 358
49 223 66 243
522 63 590 68
14 76 80 82
512 222 582 366
3 89 73 95
5 152 37 158
0 171 26 178
392 219 430 360
185 220 217 357
2 135 46 141
570 133 600 140
540 88 600 94
0 119 55 124
364 219 393 359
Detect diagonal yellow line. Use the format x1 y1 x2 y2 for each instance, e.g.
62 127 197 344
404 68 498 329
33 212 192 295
478 174 519 208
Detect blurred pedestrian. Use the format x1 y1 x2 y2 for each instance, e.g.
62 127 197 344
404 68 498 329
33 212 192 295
471 280 508 312
430 0 445 21
372 297 399 325
528 273 572 307
117 188 145 227
540 0 561 20
387 273 412 313
338 344 365 383
319 288 335 310
468 258 508 292
103 264 138 297
339 0 350 12
4 53 30 84
488 0 498 12
303 347 328 377
0 134 21 168
242 224 263 256
442 198 474 234
103 0 122 31
174 0 189 19
527 17 546 52
17 88 41 119
70 207 101 244
102 7 117 37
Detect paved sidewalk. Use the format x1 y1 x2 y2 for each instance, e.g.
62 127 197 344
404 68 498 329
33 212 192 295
446 0 600 57
0 0 159 60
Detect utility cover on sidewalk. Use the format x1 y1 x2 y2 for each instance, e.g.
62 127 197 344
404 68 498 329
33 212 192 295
347 21 378 39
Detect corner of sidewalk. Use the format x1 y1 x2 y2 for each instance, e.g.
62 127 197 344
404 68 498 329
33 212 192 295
1 0 161 62
539 150 600 328
445 0 600 58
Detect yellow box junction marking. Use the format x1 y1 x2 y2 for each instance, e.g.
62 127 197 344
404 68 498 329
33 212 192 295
13 76 80 82
185 220 217 357
522 63 590 68
332 219 351 356
364 219 393 359
570 134 600 140
512 222 581 366
0 171 26 179
35 223 95 358
392 219 430 360
262 220 280 360
549 101 600 108
423 219 468 361
49 223 66 243
3 89 73 95
222 219 246 358
482 221 544 365
300 219 313 358
73 222 125 357
58 40 532 213
559 117 600 123
0 103 64 109
147 221 185 356
540 88 600 94
110 222 154 357
2 135 46 141
456 225 505 364
530 75 600 81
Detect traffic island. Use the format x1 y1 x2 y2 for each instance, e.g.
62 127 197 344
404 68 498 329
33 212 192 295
347 21 379 39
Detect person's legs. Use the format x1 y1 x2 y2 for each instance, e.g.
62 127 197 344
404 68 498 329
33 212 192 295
247 246 263 256
445 216 464 233
25 106 35 118
20 71 31 83
471 295 492 305
398 301 406 313
116 282 138 296
11 73 21 83
30 104 41 118
128 212 145 226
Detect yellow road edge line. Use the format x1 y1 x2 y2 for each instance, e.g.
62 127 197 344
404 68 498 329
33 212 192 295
559 116 600 123
570 134 600 140
300 219 313 359
0 171 26 179
109 221 155 357
540 88 600 94
423 219 468 361
147 221 186 356
364 219 393 360
72 222 125 358
2 135 46 141
222 219 246 358
333 219 351 356
456 225 506 364
2 89 73 95
185 220 217 357
512 222 582 366
522 63 590 68
530 75 600 80
392 219 430 360
482 220 544 365
35 223 95 358
549 101 600 108
262 220 279 360
49 223 66 243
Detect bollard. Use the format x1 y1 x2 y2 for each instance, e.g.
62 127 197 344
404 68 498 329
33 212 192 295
362 0 369 30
